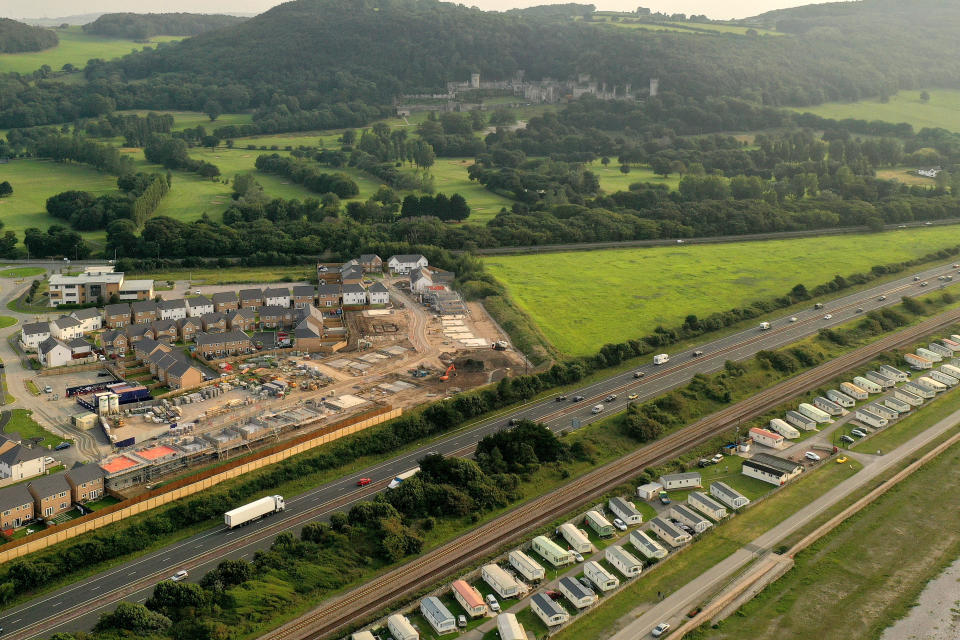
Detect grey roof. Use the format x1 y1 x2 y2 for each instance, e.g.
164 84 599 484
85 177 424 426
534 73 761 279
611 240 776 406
65 463 104 485
317 284 341 295
126 325 151 339
341 266 364 279
294 324 321 339
342 283 365 294
390 254 426 263
239 288 262 300
70 307 101 321
0 484 33 511
195 330 251 346
201 312 226 323
650 516 687 538
38 337 67 355
101 329 123 343
292 285 315 296
609 496 641 516
263 287 289 298
531 593 565 616
229 307 256 320
104 303 131 317
410 267 430 283
369 282 389 293
711 481 746 502
0 444 45 466
660 472 701 482
131 300 158 313
53 315 81 329
187 295 212 307
135 337 163 354
747 453 802 475
420 596 454 625
22 321 50 336
629 529 662 552
151 319 177 332
212 292 237 304
671 504 708 523
606 545 642 566
147 350 170 366
27 471 71 498
359 254 381 263
559 576 593 599
167 360 197 378
158 298 187 311
690 491 725 511
66 338 91 350
260 305 289 317
178 316 201 327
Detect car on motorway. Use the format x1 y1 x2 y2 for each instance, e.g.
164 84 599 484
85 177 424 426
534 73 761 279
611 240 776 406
814 303 824 309
805 452 821 462
692 350 704 357
169 570 189 582
592 405 604 414
921 281 928 286
925 221 933 225
840 435 855 444
953 263 959 268
356 478 371 486
628 393 639 400
486 594 501 612
879 295 887 301
939 275 946 281
633 371 645 379
613 518 628 531
652 622 671 637
914 276 921 281
509 418 521 426
556 395 567 401
573 395 585 402
823 314 833 320
790 316 798 322
836 456 849 464
856 307 863 312
605 394 617 402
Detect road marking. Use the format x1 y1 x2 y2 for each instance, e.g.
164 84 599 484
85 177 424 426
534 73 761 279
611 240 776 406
162 557 171 561
127 571 136 576
10 619 21 624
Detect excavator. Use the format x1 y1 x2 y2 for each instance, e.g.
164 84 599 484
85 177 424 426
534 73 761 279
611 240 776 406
439 364 456 381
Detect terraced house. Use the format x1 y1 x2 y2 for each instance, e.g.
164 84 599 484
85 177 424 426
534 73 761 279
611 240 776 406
104 303 132 328
0 485 35 529
292 285 316 308
131 300 159 324
27 473 72 519
194 330 253 358
212 291 239 313
64 464 105 503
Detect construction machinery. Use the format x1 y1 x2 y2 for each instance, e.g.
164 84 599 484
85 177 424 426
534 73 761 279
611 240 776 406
439 364 457 381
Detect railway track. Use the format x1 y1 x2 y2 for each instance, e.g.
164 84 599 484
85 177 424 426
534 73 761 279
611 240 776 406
264 307 960 640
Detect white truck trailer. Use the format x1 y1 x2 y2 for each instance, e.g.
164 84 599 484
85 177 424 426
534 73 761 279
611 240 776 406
224 495 285 528
653 354 669 365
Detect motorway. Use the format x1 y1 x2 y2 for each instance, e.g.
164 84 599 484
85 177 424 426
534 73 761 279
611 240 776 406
5 259 960 639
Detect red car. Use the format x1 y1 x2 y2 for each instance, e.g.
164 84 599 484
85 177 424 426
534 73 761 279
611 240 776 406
356 478 372 486
544 590 561 600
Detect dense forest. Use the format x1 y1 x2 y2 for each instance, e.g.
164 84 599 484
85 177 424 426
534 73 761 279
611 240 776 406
81 13 247 39
0 18 58 53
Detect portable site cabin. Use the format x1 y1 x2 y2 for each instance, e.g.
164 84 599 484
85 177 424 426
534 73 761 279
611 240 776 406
929 370 959 387
840 381 870 400
749 427 784 448
584 560 620 591
917 376 947 393
609 496 644 525
420 596 456 635
742 453 804 487
387 614 419 640
880 364 910 382
768 418 800 439
585 510 615 537
649 516 692 547
928 342 955 358
558 576 597 609
894 387 925 406
852 377 883 394
605 545 643 577
711 481 750 509
688 491 728 520
798 403 832 424
865 371 895 389
813 396 843 416
867 402 898 420
904 353 933 370
451 579 487 618
785 410 817 431
884 397 912 414
827 389 856 407
509 549 545 582
558 523 592 553
659 472 701 490
855 407 888 429
941 363 960 379
482 564 521 599
670 504 712 534
530 593 569 627
903 382 935 399
531 535 573 567
637 482 664 501
629 529 668 559
496 613 527 640
916 347 943 363
352 631 376 640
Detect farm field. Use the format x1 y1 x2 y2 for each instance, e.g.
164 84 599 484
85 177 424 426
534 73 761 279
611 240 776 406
0 27 182 74
484 226 960 356
792 89 960 133
588 161 681 193
589 16 781 36
419 158 514 222
117 110 253 132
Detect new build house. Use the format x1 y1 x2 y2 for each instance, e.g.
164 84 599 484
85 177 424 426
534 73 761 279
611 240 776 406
20 322 51 351
64 464 105 503
212 292 239 313
263 287 290 308
50 315 83 341
0 442 46 483
27 473 72 520
186 296 213 317
69 307 102 332
194 330 253 358
388 254 428 274
0 485 35 529
158 299 188 321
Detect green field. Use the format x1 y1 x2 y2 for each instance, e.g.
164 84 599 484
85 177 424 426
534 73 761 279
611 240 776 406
792 89 960 133
0 27 182 74
0 267 45 278
116 110 254 132
589 16 781 36
588 161 681 193
2 409 67 448
485 226 960 355
419 158 514 222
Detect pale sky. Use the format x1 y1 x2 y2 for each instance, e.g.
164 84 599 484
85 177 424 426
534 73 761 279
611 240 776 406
8 0 846 22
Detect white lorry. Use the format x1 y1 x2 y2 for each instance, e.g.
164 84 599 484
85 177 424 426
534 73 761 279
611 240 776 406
224 495 285 528
592 404 604 414
759 322 770 330
653 354 669 365
388 466 420 489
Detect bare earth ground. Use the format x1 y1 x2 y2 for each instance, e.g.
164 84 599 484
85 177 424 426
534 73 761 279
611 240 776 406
880 555 960 640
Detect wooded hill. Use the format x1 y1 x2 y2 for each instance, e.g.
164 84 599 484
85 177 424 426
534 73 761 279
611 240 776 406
82 13 247 39
0 18 57 53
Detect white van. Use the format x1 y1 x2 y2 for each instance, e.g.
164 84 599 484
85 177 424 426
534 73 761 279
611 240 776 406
653 354 669 365
592 404 604 414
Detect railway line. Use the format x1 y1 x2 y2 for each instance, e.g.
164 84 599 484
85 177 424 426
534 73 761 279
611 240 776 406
265 306 960 640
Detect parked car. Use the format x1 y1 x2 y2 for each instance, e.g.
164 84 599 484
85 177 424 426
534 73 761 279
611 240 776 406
710 453 724 464
486 593 501 612
571 550 584 562
652 622 671 637
508 418 521 426
805 451 821 461
851 428 867 438
840 435 855 444
55 442 71 451
633 371 645 379
43 385 53 394
545 590 562 600
613 518 627 531
356 478 371 486
44 456 55 466
169 570 189 582
458 615 467 628
578 577 593 591
836 456 849 464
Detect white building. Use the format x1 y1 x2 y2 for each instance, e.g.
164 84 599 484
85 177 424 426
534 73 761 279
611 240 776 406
20 322 51 351
636 482 663 500
659 472 701 490
710 481 750 509
530 593 569 627
584 560 619 591
605 545 643 577
609 496 643 525
509 549 545 581
629 529 668 559
687 491 727 520
186 296 214 317
558 576 596 609
558 522 591 553
158 299 188 321
670 504 712 534
341 284 367 306
263 287 291 308
37 337 73 368
50 316 83 341
482 563 521 599
368 281 390 305
69 307 102 332
0 443 46 483
748 427 784 448
496 613 527 640
388 254 429 274
742 453 803 486
649 516 691 547
419 596 455 635
387 614 419 640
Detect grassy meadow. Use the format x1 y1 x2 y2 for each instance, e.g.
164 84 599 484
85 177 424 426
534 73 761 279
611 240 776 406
0 27 182 74
792 89 960 133
484 225 960 355
588 161 681 193
117 110 254 132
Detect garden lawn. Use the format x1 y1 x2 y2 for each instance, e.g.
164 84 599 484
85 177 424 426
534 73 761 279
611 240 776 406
791 89 960 134
0 267 46 278
484 225 960 355
0 27 182 74
2 409 67 448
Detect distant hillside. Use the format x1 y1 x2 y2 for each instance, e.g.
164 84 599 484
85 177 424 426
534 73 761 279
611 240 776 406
0 18 58 53
753 0 960 33
82 13 247 39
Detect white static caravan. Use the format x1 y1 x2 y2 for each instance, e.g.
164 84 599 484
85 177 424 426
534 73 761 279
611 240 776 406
609 497 644 525
482 564 521 599
558 576 597 609
904 353 933 370
894 387 925 406
916 347 943 363
798 403 832 424
649 516 692 547
688 491 727 520
928 342 955 358
509 549 545 582
531 593 569 627
629 529 668 559
636 482 664 501
768 418 800 440
917 376 947 393
420 597 456 635
710 481 750 510
585 510 615 537
496 613 527 640
941 363 960 379
813 396 844 416
558 523 592 554
827 389 856 408
852 376 883 394
532 535 573 567
584 560 620 592
865 371 895 389
943 337 960 350
929 370 959 387
605 545 643 577
884 397 912 414
840 381 870 400
785 410 817 431
352 632 376 640
670 504 712 534
749 427 784 448
880 364 910 382
855 407 888 429
387 614 419 640
659 472 702 490
903 382 935 399
867 402 898 420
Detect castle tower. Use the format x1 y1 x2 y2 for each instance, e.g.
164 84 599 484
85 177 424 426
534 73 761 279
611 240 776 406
649 78 659 97
470 72 480 89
